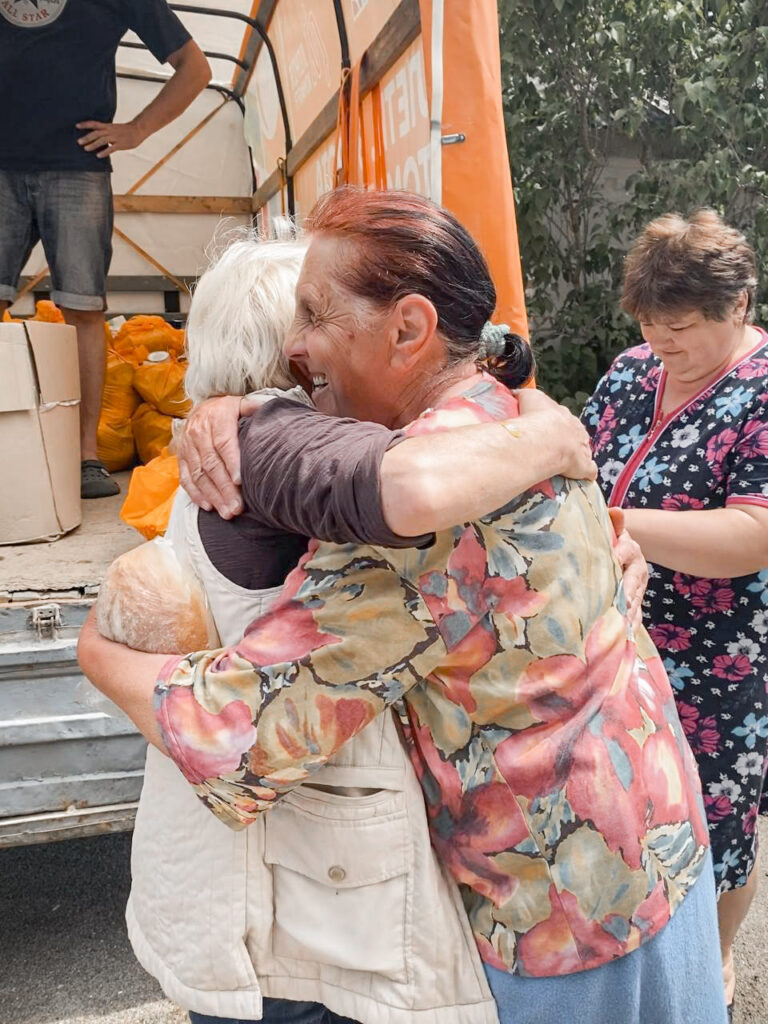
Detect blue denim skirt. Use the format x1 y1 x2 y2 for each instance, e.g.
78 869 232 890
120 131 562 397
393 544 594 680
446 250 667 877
484 851 727 1024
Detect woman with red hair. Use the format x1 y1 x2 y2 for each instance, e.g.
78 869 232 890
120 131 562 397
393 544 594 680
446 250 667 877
80 189 726 1024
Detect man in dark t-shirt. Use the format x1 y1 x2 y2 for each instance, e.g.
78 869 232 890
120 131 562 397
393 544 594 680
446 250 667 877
0 0 210 497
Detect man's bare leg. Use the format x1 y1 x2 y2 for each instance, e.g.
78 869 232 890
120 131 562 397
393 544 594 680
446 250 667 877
62 306 118 497
61 306 105 461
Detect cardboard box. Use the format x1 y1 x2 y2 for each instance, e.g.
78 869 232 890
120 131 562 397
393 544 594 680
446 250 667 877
0 322 81 545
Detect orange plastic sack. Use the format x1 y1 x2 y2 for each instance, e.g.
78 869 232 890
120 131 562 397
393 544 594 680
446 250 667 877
132 402 174 464
96 352 140 472
133 360 191 418
2 309 20 323
33 299 65 323
103 352 140 419
114 315 185 364
97 419 136 473
113 338 150 367
120 448 179 540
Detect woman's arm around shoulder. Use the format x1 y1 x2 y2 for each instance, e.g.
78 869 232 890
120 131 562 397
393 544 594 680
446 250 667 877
178 389 596 542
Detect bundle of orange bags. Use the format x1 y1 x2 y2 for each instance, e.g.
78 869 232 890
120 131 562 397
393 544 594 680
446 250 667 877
97 315 190 472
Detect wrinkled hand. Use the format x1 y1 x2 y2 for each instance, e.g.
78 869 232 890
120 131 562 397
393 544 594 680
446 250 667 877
177 394 268 517
515 388 597 481
608 507 648 632
76 120 147 157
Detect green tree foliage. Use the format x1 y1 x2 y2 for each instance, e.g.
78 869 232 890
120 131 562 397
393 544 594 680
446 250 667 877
499 0 768 407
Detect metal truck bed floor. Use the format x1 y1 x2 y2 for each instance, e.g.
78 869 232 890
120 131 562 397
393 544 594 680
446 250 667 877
1 472 140 596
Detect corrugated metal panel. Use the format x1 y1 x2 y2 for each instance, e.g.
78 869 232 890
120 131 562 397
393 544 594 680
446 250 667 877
0 802 139 848
0 598 146 833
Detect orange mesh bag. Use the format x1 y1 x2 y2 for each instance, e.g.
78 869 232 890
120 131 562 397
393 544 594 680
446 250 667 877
97 352 140 471
133 360 192 418
120 448 179 540
132 402 174 464
113 315 185 364
33 299 65 323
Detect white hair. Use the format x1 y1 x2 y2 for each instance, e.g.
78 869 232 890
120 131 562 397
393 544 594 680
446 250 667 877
184 232 307 404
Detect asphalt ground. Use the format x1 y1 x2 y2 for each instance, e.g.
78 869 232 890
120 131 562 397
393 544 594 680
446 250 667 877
0 822 766 1024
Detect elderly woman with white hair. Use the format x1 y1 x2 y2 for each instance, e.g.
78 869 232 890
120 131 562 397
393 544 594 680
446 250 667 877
94 229 618 1024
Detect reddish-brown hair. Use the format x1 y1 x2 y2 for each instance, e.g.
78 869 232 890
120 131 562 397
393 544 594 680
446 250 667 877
622 209 757 323
306 187 533 388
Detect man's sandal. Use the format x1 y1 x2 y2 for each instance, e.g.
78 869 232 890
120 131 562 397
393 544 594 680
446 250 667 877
81 460 120 499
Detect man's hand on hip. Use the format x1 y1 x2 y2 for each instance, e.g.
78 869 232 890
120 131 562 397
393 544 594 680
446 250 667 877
76 120 148 158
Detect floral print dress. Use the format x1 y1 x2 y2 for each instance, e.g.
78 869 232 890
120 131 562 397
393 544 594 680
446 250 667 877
155 374 709 979
583 333 768 893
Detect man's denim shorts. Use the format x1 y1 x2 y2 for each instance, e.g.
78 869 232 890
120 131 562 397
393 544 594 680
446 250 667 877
0 169 113 311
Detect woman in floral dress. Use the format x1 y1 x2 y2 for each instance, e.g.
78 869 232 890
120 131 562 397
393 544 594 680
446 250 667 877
583 209 768 1016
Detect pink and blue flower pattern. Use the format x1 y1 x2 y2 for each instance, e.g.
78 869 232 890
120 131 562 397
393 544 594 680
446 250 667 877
583 334 768 891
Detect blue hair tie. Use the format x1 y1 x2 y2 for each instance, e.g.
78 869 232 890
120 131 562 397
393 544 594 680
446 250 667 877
479 321 510 359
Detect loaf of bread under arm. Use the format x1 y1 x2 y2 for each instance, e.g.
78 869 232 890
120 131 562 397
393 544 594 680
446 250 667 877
96 538 216 653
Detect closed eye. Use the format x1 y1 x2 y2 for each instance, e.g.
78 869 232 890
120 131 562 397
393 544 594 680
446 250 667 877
296 301 319 327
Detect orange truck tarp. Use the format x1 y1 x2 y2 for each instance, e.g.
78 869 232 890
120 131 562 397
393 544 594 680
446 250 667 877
418 1 527 335
245 0 527 337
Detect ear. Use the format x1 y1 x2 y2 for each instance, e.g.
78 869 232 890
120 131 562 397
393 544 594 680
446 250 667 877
733 289 749 324
389 293 439 370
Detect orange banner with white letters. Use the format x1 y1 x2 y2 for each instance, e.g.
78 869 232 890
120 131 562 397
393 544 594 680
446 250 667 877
245 0 527 336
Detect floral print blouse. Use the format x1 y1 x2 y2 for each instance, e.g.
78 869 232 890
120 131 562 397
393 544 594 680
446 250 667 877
155 374 708 978
582 333 768 890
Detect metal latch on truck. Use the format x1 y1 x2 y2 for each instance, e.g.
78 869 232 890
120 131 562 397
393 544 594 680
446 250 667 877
30 604 62 641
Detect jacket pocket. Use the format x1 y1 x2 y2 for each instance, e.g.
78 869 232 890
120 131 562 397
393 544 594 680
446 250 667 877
264 788 409 980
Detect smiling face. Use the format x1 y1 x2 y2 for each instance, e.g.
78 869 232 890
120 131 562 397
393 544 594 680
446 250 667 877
639 293 751 386
284 234 449 427
283 235 396 422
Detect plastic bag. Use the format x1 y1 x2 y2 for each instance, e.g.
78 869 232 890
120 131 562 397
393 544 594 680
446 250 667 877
113 315 185 364
33 299 65 323
96 536 217 653
133 359 191 418
120 448 179 540
132 402 174 464
113 338 149 368
97 352 140 471
97 419 137 472
102 352 140 418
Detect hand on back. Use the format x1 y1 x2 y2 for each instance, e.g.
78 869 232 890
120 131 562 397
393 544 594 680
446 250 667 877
514 388 597 482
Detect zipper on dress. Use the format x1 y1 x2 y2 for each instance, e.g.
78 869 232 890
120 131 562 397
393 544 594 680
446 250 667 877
608 369 668 507
609 414 665 507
